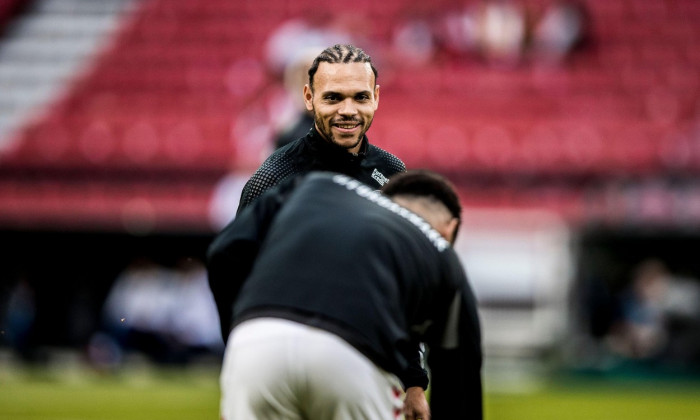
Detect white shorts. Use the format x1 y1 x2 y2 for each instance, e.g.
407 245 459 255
220 318 405 420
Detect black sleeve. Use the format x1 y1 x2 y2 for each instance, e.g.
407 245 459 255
236 157 289 214
426 264 483 419
397 342 430 390
236 172 267 214
207 175 301 341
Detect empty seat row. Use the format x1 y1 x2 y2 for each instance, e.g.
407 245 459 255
369 116 699 176
4 116 234 172
0 176 213 231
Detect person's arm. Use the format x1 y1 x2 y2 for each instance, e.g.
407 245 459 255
235 176 260 214
403 386 430 420
426 263 483 419
398 343 429 390
399 342 430 419
207 175 300 340
236 160 284 214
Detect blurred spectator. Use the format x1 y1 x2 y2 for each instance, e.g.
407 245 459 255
272 47 318 149
436 3 481 63
168 258 223 352
391 17 437 67
233 16 356 167
660 271 700 365
89 257 222 369
435 0 528 67
531 0 591 65
435 0 590 67
95 258 177 366
607 259 700 365
474 0 528 67
607 259 670 359
3 279 37 361
264 18 352 79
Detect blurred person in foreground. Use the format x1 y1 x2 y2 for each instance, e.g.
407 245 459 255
207 170 482 420
236 44 406 212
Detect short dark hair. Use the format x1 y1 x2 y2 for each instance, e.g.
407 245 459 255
307 44 378 90
382 170 462 222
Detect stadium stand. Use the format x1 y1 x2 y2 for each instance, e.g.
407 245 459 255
0 0 698 231
0 0 699 371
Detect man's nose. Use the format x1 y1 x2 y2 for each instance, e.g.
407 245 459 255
338 99 358 116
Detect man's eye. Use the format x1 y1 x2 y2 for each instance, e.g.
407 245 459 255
356 94 369 101
325 94 339 101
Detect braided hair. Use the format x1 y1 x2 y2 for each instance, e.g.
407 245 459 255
307 44 378 90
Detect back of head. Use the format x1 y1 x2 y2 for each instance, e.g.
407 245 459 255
382 170 462 242
307 44 378 90
382 170 461 218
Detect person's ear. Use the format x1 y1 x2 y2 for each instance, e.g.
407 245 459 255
373 84 380 110
303 84 313 111
446 218 459 244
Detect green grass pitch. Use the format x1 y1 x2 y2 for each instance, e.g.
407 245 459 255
2 366 700 420
485 379 700 420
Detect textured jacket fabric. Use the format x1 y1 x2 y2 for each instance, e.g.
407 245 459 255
236 126 406 212
208 172 482 419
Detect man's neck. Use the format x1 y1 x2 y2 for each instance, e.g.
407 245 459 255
313 127 364 155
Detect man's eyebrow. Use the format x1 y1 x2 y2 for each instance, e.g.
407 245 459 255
321 90 372 97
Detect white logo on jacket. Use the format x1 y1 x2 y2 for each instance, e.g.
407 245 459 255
333 174 450 252
371 168 389 186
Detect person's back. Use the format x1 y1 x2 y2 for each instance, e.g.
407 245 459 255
208 171 482 419
234 174 456 372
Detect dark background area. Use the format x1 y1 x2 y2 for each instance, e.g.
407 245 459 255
0 229 214 358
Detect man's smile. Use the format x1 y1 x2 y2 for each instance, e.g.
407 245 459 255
332 121 362 134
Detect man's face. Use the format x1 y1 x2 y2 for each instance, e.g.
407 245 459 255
303 62 380 154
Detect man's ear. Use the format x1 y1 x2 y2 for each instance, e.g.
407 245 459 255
446 218 459 244
373 84 380 110
303 84 313 111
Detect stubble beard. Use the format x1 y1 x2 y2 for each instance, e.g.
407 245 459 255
313 111 373 152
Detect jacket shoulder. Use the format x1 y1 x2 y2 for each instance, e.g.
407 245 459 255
238 142 308 210
367 144 407 174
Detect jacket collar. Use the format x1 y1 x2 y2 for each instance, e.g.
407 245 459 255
306 126 368 161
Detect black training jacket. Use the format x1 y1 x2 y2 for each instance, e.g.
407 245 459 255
236 126 406 212
208 172 482 419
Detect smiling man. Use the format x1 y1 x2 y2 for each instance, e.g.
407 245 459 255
236 44 406 212
304 56 377 153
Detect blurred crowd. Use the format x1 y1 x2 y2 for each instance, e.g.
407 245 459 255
436 0 591 67
579 258 700 372
606 259 700 366
88 257 223 369
230 0 592 173
3 257 223 370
